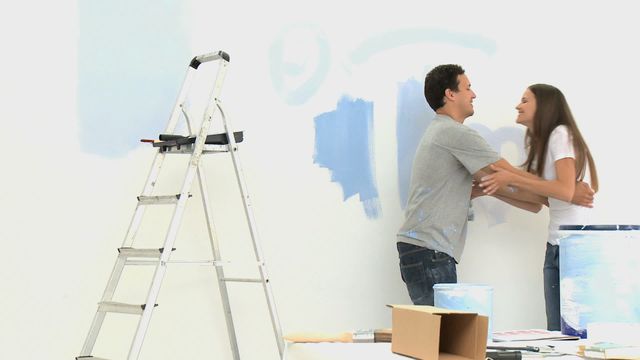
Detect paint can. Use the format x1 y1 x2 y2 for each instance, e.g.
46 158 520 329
559 225 640 338
433 283 493 340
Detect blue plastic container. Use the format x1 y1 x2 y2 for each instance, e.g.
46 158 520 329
559 225 640 338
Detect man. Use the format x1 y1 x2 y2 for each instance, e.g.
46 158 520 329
396 64 593 305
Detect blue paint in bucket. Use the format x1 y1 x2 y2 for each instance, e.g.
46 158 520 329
559 225 640 338
433 283 493 340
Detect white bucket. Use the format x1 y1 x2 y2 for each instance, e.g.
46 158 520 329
433 283 493 340
559 225 640 339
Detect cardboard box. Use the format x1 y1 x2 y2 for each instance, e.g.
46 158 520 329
388 305 488 360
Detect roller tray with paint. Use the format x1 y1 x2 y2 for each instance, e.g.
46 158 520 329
154 131 244 147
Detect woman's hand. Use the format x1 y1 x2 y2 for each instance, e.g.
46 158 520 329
479 164 515 195
471 180 485 199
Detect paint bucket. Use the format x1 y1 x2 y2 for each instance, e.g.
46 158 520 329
559 225 640 339
433 283 493 340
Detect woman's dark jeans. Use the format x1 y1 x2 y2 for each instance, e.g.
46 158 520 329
544 243 561 330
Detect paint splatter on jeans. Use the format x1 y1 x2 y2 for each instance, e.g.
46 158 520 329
397 242 457 305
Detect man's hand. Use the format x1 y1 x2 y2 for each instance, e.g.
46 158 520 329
571 181 595 208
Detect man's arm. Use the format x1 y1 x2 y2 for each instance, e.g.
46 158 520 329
473 161 547 205
491 194 543 213
571 181 595 208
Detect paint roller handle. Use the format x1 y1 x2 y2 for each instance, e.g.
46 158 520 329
283 331 353 343
189 51 230 69
487 345 539 352
283 328 392 343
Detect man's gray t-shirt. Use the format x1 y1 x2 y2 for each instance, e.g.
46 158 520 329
397 114 500 262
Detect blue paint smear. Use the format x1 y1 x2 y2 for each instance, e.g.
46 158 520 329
350 28 496 65
313 96 381 219
396 78 435 208
269 24 330 106
78 1 189 157
467 123 526 226
467 123 526 163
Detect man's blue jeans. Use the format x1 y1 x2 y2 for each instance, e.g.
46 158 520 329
397 242 457 305
544 243 561 330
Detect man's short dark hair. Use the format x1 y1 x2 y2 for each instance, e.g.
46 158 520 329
424 64 465 111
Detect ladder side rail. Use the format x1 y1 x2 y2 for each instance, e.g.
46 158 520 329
185 113 241 360
128 58 229 360
217 103 286 356
121 67 197 248
121 153 166 248
127 261 169 360
162 66 198 134
127 145 201 359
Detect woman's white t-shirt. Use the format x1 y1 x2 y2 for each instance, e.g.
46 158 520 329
543 125 592 245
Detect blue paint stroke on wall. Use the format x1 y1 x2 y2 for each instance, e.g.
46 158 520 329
269 24 330 106
78 1 189 157
396 78 435 208
349 28 497 66
313 96 381 219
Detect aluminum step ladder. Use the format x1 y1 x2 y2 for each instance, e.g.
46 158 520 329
76 51 285 360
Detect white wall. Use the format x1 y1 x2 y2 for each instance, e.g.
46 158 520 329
2 1 639 359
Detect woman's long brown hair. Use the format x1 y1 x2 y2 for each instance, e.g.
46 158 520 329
522 84 599 192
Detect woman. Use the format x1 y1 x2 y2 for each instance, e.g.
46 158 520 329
480 83 598 330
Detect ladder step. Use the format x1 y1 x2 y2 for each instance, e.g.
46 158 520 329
118 247 174 258
97 301 157 315
137 194 190 205
221 277 263 283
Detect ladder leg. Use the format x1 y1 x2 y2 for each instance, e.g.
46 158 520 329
218 102 286 356
79 256 127 356
183 88 241 359
127 262 167 360
196 165 241 360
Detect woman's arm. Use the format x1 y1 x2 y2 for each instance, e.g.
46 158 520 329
491 193 544 213
480 158 576 202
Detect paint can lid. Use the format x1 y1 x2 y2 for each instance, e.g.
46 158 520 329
433 283 492 290
559 224 640 231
